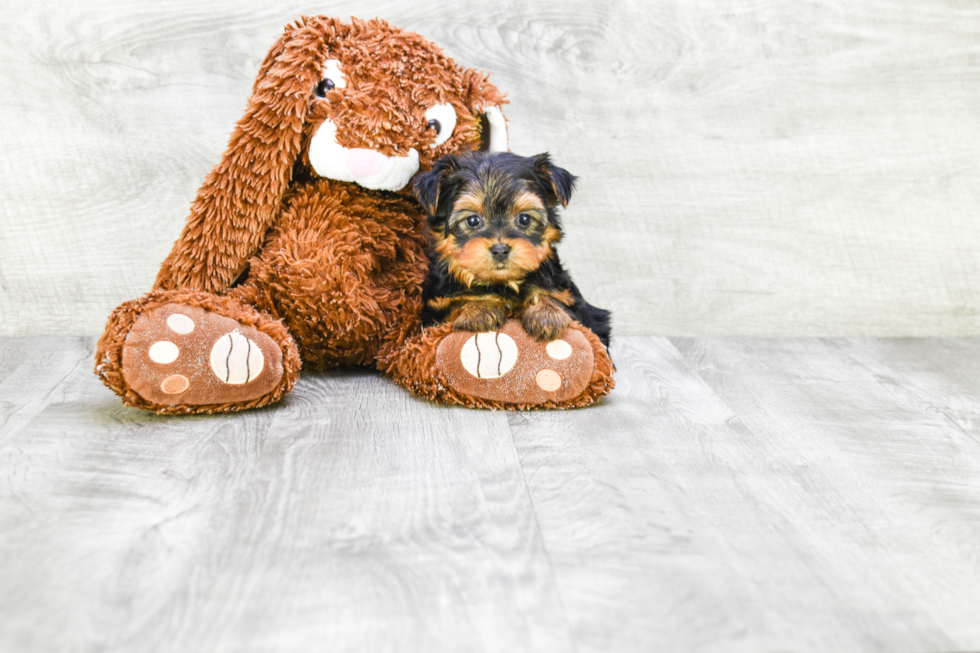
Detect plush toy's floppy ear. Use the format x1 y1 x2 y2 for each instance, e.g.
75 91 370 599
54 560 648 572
413 154 461 219
461 68 508 153
477 106 509 153
533 153 576 208
154 22 329 292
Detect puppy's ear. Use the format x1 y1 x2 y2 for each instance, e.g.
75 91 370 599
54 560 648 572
533 153 576 208
154 19 340 292
413 155 460 218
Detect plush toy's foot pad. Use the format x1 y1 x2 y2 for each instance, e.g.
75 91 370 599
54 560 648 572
435 319 595 405
121 304 284 407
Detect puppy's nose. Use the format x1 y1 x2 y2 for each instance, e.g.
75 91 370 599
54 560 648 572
490 243 511 261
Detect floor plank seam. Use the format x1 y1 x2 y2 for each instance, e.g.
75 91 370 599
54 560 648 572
664 336 755 433
505 413 580 653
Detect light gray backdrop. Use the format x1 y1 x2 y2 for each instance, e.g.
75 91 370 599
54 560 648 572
1 0 978 336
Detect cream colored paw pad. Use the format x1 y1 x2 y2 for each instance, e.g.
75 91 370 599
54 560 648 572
546 339 572 360
148 341 179 364
536 369 562 392
161 374 189 394
166 313 195 334
210 331 264 384
460 332 518 379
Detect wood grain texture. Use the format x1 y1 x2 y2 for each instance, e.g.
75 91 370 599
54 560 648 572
0 337 572 653
510 335 980 652
1 0 979 336
669 336 980 651
5 335 980 651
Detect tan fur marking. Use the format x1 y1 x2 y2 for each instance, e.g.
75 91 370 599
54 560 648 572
452 193 485 215
543 225 563 244
455 238 508 283
440 233 556 286
506 240 552 278
510 192 546 215
436 237 476 287
525 286 576 307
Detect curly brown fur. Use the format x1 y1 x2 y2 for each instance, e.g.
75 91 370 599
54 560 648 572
413 151 612 348
227 179 430 369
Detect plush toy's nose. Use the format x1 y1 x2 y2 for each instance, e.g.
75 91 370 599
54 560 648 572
345 149 388 178
309 119 421 191
490 244 511 261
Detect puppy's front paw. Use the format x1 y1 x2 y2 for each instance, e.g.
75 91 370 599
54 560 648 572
453 302 507 333
522 302 571 342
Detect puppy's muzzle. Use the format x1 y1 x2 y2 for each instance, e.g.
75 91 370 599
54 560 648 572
490 244 511 262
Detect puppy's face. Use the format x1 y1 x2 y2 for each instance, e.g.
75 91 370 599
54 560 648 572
443 186 558 286
415 152 576 287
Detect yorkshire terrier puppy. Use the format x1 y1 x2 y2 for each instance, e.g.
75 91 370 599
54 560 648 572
413 151 611 348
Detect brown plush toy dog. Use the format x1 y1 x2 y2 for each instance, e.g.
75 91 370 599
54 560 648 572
95 16 614 414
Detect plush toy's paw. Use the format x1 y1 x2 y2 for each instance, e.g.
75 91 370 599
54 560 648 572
96 291 300 414
435 319 595 405
118 303 286 409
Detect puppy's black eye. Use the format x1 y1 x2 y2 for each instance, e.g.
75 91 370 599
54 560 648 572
315 78 335 98
427 119 441 135
465 214 482 228
517 213 532 227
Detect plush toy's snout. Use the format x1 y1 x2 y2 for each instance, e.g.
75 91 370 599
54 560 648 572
309 119 422 191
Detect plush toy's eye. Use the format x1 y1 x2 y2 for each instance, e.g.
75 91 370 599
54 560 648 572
465 214 482 228
516 213 533 227
315 59 346 98
424 104 457 148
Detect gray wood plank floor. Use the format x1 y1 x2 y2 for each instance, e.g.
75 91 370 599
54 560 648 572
3 337 980 652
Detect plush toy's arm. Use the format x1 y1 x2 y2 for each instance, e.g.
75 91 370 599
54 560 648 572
151 123 295 292
154 27 325 293
153 154 281 292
